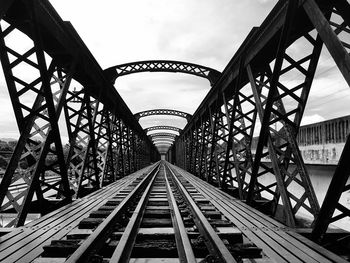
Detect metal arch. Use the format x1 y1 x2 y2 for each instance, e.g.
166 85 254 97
156 146 172 150
154 140 173 144
145 125 182 133
135 109 192 121
104 60 221 86
152 137 175 142
152 138 175 143
149 133 177 138
155 142 172 149
154 142 173 146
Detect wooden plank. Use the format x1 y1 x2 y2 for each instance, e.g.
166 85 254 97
0 176 132 245
1 188 119 261
27 173 137 228
0 178 132 248
65 164 159 263
171 165 343 263
164 170 196 263
288 231 349 263
181 166 347 262
169 166 238 263
0 167 151 263
109 169 157 263
13 172 149 263
198 202 304 262
16 177 143 263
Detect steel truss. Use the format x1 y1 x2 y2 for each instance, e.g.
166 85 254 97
104 60 221 86
0 0 158 227
173 0 350 243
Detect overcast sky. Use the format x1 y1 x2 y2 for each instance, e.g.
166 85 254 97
0 0 349 141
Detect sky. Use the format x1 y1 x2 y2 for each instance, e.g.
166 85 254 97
0 0 349 144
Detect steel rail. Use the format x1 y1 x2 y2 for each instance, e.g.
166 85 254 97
164 167 197 263
65 162 160 263
167 164 237 263
109 164 159 262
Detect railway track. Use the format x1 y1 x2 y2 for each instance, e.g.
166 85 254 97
31 161 264 262
0 161 345 263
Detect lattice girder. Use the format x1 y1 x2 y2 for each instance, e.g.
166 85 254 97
0 0 159 228
206 103 223 187
194 122 205 177
110 118 122 179
149 133 177 138
104 60 221 86
201 119 212 180
171 0 350 246
94 107 114 187
135 109 192 122
152 138 175 144
175 137 186 168
221 63 259 199
120 123 132 175
246 0 322 227
145 125 182 134
0 11 72 226
304 0 350 242
64 91 100 198
190 125 200 175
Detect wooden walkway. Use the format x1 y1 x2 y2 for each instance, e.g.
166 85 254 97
0 165 155 263
0 162 347 262
169 164 348 263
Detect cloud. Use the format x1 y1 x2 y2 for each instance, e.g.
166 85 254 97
255 0 277 4
115 72 210 115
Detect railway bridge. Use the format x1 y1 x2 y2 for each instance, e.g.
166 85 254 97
0 0 349 262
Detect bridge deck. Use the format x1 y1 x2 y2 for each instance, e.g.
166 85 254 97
0 163 347 263
169 164 347 263
0 165 154 263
